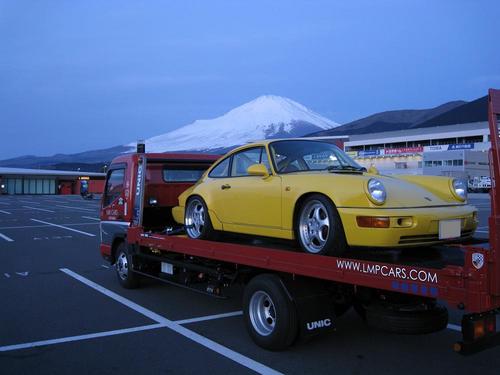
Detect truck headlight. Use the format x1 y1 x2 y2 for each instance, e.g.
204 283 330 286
367 179 386 205
452 179 467 201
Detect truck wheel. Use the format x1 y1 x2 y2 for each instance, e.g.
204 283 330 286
243 274 298 350
115 243 139 289
295 194 347 256
365 303 448 334
185 197 215 240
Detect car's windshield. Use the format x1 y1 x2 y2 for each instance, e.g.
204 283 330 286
269 140 363 173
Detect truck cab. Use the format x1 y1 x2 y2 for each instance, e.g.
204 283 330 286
99 151 219 262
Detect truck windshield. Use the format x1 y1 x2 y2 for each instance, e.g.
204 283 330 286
270 140 363 173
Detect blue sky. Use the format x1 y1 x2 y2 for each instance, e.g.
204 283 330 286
0 0 499 159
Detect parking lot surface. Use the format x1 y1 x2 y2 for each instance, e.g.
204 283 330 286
0 194 498 374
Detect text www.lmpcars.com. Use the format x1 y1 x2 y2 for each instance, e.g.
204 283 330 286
336 259 438 284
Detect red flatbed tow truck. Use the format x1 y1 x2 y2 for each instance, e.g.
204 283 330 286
100 89 500 353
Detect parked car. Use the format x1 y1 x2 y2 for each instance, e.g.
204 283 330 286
172 139 478 255
468 176 491 193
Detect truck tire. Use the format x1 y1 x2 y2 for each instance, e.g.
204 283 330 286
115 242 140 289
295 194 347 256
365 303 448 334
243 274 298 350
185 197 215 240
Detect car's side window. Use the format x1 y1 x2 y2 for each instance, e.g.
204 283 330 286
103 168 125 207
231 148 263 177
208 157 230 178
260 148 271 172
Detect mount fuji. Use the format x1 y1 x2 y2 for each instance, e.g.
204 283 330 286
129 95 339 153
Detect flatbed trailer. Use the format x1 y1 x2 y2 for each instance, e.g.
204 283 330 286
101 89 500 353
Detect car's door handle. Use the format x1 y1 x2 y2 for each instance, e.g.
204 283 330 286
221 184 231 190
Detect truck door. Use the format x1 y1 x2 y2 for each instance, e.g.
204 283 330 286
100 164 129 248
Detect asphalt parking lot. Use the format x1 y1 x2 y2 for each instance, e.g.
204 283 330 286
0 194 498 374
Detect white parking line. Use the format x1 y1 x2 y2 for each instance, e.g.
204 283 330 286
0 323 166 352
0 209 12 215
0 223 99 230
60 268 282 375
30 219 96 237
56 205 96 212
175 311 244 325
447 323 461 332
82 216 100 221
22 206 55 213
0 232 14 242
18 200 42 205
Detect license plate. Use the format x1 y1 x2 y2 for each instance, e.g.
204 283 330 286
439 219 461 239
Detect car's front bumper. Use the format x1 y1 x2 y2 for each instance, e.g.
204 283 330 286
338 204 478 247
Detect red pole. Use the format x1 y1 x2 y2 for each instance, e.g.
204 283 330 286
487 88 500 296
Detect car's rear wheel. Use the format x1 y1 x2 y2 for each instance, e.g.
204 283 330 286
296 194 347 256
185 197 214 240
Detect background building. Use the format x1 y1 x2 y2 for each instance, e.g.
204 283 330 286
343 121 491 177
0 167 105 195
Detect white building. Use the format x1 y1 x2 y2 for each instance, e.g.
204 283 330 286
342 122 491 177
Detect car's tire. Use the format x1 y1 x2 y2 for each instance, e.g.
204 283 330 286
243 274 299 350
295 194 347 256
115 242 140 289
365 303 448 334
184 196 215 240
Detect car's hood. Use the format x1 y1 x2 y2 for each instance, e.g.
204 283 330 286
280 171 464 208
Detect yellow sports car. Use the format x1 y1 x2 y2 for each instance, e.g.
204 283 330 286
172 139 478 255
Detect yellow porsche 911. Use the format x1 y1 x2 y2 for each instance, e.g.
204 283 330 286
172 139 478 255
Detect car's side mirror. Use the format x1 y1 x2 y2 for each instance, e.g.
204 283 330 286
247 163 270 178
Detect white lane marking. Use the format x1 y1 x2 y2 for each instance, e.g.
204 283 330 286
0 324 166 352
476 230 489 234
30 219 96 237
4 273 10 278
0 209 11 214
0 232 14 242
18 200 40 204
82 216 100 221
15 272 29 277
22 206 55 213
447 323 461 332
60 268 282 375
101 264 110 269
0 202 10 205
56 205 96 212
175 311 244 325
0 223 99 230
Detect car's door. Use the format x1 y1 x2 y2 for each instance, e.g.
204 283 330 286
218 147 282 233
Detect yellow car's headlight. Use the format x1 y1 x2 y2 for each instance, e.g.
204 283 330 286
451 179 467 201
367 178 387 205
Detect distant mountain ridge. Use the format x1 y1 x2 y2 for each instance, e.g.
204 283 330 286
308 95 488 137
0 94 489 171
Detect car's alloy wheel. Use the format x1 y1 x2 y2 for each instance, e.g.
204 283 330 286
298 200 330 254
295 194 347 256
184 197 215 240
185 198 206 238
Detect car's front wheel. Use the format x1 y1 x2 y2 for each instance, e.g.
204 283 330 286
185 196 215 240
296 194 347 256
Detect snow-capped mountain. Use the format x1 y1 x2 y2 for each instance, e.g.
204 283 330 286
129 95 339 152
